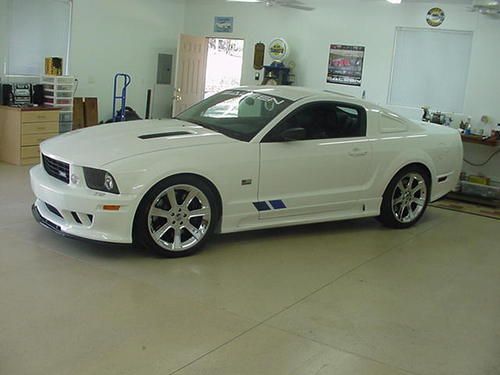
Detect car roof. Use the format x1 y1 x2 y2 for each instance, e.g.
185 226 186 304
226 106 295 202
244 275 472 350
238 85 362 102
238 86 326 101
237 85 405 116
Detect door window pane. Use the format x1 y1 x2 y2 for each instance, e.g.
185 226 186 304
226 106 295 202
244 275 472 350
265 102 366 141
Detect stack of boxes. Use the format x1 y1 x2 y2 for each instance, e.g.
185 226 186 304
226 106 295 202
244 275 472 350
42 75 75 133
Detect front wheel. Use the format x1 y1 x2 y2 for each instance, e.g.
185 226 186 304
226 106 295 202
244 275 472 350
378 167 430 229
135 176 219 257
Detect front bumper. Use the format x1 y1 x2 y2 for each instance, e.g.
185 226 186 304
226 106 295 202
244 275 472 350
30 164 137 244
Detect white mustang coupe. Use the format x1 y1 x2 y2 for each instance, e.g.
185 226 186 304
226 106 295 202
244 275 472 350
31 87 463 257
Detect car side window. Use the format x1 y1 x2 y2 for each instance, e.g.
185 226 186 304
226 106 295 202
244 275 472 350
263 102 366 142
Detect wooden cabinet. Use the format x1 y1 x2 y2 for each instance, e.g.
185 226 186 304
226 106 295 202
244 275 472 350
0 106 60 165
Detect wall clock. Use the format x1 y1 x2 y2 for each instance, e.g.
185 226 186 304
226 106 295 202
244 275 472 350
427 7 445 27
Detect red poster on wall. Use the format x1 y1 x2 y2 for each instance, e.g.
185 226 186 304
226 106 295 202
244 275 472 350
327 44 365 86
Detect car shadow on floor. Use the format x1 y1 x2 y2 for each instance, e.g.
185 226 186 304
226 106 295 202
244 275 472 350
40 209 443 260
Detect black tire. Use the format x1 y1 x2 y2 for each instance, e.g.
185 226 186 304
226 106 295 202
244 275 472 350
134 175 220 257
378 166 430 229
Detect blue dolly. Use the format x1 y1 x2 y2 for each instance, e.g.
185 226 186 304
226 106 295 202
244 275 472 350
112 73 131 122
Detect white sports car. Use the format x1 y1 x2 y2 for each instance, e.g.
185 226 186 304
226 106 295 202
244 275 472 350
30 87 463 257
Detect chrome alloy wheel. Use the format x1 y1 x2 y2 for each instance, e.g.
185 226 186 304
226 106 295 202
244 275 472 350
148 184 211 252
391 173 427 224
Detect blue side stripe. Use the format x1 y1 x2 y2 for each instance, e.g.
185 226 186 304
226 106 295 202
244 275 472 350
253 200 287 211
253 201 271 211
269 200 287 209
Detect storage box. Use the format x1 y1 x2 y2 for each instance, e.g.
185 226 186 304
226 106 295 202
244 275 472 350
43 84 73 91
44 57 63 76
59 111 73 122
43 76 73 84
467 175 490 185
59 121 73 133
44 90 72 98
461 181 500 200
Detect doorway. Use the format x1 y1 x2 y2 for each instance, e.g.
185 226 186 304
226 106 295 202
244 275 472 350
204 38 244 99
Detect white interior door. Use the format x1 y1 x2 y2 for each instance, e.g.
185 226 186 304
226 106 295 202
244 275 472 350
173 34 208 117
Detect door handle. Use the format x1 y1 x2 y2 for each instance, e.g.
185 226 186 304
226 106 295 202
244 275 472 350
348 148 368 157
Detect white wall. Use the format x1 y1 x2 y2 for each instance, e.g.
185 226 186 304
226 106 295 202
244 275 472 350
183 0 483 106
0 0 184 121
0 0 498 180
184 0 500 181
70 0 185 121
0 0 8 81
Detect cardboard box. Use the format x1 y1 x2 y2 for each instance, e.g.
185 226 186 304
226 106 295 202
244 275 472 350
44 57 63 76
73 97 99 127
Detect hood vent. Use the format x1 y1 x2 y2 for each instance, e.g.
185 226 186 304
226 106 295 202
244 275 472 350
139 131 192 140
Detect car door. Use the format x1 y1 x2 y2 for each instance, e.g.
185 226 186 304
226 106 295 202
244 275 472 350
257 101 372 219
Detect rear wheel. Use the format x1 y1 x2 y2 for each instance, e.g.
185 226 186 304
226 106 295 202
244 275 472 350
378 167 430 229
135 176 219 257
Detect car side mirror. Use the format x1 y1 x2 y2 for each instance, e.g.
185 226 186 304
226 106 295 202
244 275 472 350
280 127 306 142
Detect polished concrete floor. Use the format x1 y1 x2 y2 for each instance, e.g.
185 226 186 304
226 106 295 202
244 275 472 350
1 162 499 375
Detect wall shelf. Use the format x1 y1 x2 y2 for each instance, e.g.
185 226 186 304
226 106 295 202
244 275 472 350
461 134 498 147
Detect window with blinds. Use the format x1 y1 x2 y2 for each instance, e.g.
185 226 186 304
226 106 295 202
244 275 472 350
6 0 71 76
388 27 473 113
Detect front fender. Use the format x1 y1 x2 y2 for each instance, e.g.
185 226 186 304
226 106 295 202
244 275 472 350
104 142 261 232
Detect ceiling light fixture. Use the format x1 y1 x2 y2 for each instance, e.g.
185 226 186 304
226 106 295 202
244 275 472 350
387 0 402 4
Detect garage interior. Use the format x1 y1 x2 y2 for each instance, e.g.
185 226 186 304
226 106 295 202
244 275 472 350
0 0 499 374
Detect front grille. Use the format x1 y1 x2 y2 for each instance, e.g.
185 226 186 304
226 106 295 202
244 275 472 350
42 154 70 184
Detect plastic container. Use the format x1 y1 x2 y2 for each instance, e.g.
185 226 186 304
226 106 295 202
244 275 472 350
59 121 73 133
44 98 73 106
42 75 74 120
43 75 74 84
44 89 72 98
461 181 500 200
43 84 73 91
59 111 73 122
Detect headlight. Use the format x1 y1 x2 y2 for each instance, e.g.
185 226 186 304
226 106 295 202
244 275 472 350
83 167 120 194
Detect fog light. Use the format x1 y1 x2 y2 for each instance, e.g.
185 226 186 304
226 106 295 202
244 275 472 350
70 174 80 184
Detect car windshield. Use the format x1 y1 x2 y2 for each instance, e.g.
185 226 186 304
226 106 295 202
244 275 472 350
175 90 293 141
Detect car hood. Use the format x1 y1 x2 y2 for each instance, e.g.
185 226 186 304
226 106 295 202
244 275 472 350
41 119 236 167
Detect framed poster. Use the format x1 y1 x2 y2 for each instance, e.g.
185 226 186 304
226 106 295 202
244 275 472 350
214 16 234 33
327 44 365 86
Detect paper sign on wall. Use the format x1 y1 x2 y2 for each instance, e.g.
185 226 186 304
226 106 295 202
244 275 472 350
214 17 234 33
327 44 365 86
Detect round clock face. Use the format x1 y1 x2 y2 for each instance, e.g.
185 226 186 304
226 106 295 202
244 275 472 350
427 7 445 27
269 38 289 61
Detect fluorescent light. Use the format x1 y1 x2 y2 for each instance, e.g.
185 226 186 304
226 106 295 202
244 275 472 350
387 0 402 3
